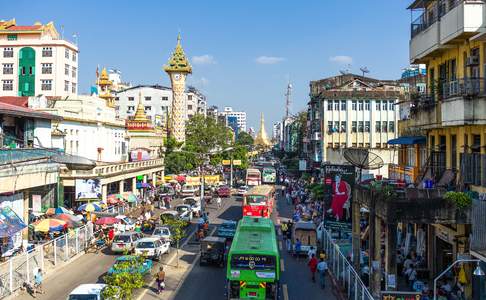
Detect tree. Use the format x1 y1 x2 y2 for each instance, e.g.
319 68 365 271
101 256 145 300
236 131 254 146
161 216 187 268
185 115 231 156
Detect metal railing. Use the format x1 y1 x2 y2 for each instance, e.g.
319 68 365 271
322 228 374 300
0 205 126 299
441 78 485 99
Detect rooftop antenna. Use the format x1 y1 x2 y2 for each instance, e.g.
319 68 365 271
60 25 64 40
72 33 78 45
360 66 370 77
284 80 292 119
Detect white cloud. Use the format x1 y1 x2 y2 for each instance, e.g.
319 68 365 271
255 56 286 65
199 77 210 86
329 55 353 64
192 55 216 65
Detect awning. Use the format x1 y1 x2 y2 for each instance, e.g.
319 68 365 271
387 136 426 145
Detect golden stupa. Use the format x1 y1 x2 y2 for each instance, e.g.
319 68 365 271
254 113 272 149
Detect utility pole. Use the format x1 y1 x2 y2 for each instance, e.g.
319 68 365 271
285 81 292 119
230 152 234 188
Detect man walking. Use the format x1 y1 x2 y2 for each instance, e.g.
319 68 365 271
216 196 222 209
294 238 302 260
308 254 318 282
317 256 328 289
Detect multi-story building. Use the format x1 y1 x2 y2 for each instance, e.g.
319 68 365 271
186 86 207 117
0 19 78 97
218 106 247 132
108 68 131 92
272 121 282 146
309 74 401 177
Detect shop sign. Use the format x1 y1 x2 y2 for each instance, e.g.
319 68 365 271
222 160 231 165
233 160 242 166
32 195 42 213
381 291 422 300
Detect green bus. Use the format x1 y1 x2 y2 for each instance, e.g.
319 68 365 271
226 216 280 300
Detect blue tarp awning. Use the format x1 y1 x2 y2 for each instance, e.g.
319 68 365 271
0 206 27 238
387 136 426 145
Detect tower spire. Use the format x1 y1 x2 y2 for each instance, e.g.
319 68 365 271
254 112 271 149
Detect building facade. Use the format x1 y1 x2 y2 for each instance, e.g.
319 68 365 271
219 106 247 132
0 19 78 97
186 86 207 118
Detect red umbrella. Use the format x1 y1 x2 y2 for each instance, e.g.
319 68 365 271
95 217 120 226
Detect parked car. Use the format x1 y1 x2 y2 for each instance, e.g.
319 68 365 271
114 215 136 232
111 232 143 253
107 255 153 275
175 204 193 222
152 226 172 243
183 197 201 217
134 237 170 260
67 284 107 300
217 220 237 238
160 210 180 224
217 186 231 198
180 185 197 197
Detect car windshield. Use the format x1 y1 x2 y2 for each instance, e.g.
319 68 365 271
153 228 169 236
245 195 266 205
177 206 189 213
184 199 196 205
137 242 155 248
114 235 131 243
68 295 98 300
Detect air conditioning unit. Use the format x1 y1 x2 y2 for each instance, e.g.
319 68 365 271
466 56 479 66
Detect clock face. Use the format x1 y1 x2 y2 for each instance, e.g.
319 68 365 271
173 73 181 81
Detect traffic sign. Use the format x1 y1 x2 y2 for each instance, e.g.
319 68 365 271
222 160 231 165
233 160 242 166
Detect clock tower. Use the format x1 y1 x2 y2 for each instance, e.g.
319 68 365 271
164 34 192 143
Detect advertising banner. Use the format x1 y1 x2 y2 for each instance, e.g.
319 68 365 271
32 195 42 213
381 291 422 300
0 206 27 238
323 164 355 223
76 179 102 200
298 159 307 171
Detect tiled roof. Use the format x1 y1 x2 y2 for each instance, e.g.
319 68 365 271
0 101 60 120
5 25 42 31
0 96 28 107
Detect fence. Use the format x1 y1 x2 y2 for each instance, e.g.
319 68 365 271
0 205 126 299
322 228 375 300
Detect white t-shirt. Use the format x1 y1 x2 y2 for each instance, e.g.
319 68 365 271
307 248 317 260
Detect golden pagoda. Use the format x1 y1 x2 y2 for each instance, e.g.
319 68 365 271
126 92 153 131
163 33 192 74
97 67 115 108
254 113 272 149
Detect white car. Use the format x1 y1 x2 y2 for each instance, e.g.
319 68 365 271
236 186 249 197
67 284 107 300
180 185 197 197
114 215 135 232
183 197 201 217
152 226 172 243
175 204 193 222
134 237 170 260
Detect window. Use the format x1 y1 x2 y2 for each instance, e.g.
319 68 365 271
352 121 357 133
65 64 69 76
358 121 364 132
376 101 381 111
388 100 394 110
472 134 481 153
2 80 13 91
127 106 135 111
41 63 52 74
382 121 388 132
188 95 193 100
161 96 169 101
382 101 387 110
327 143 333 148
72 52 77 62
65 48 69 59
389 121 395 132
21 67 25 75
364 101 370 110
115 97 119 101
334 143 340 148
72 83 76 94
334 101 339 111
352 143 357 148
365 121 370 132
334 121 339 132
41 80 52 91
382 143 388 148
42 47 52 57
376 143 381 148
341 100 346 110
29 66 33 75
340 121 346 133
327 121 333 133
64 80 69 92
365 143 370 148
341 143 346 148
188 105 193 110
128 97 134 101
352 101 357 110
3 47 13 58
2 63 13 74
144 96 151 101
375 121 381 132
358 101 363 111
72 67 77 78
327 101 332 111
144 106 151 111
7 34 17 41
358 143 364 148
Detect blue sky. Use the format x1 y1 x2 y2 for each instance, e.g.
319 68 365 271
2 0 412 131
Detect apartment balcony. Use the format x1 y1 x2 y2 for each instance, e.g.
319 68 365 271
61 158 164 178
355 183 471 224
471 198 486 259
400 93 440 130
441 78 486 126
388 164 419 184
410 0 486 63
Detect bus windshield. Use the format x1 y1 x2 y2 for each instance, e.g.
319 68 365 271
230 254 276 270
245 195 266 205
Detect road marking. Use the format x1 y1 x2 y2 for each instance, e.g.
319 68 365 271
282 284 289 300
279 241 282 251
280 258 285 272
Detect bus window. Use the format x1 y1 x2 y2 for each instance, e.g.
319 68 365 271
245 195 266 205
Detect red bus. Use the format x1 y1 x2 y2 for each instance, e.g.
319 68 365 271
242 185 276 218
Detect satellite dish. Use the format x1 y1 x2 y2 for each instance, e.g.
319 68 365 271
343 148 384 181
360 67 370 77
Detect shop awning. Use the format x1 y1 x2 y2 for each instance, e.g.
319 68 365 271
387 136 426 145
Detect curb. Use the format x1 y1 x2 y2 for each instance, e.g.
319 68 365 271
327 270 347 300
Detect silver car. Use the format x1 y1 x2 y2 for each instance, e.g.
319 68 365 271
111 232 143 253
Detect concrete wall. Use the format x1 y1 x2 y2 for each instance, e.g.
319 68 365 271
33 118 52 148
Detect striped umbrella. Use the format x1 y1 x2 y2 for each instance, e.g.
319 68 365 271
53 214 82 227
33 219 67 232
78 202 102 212
95 217 120 226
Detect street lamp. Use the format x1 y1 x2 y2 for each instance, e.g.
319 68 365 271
433 259 485 300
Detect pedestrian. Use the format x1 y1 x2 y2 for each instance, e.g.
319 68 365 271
154 266 166 294
317 256 328 289
281 222 288 240
308 254 318 282
216 196 222 209
108 227 115 245
34 268 44 295
307 246 317 261
294 238 302 259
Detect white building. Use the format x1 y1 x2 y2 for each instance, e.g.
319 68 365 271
115 85 173 127
186 86 207 118
0 19 78 97
219 106 247 132
272 121 282 143
108 68 131 92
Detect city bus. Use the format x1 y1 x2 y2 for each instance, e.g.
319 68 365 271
246 168 261 187
243 185 275 218
261 167 276 184
226 217 280 300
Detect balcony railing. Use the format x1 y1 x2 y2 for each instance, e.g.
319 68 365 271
61 158 164 177
0 148 63 164
471 198 486 253
441 78 486 99
411 4 438 38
